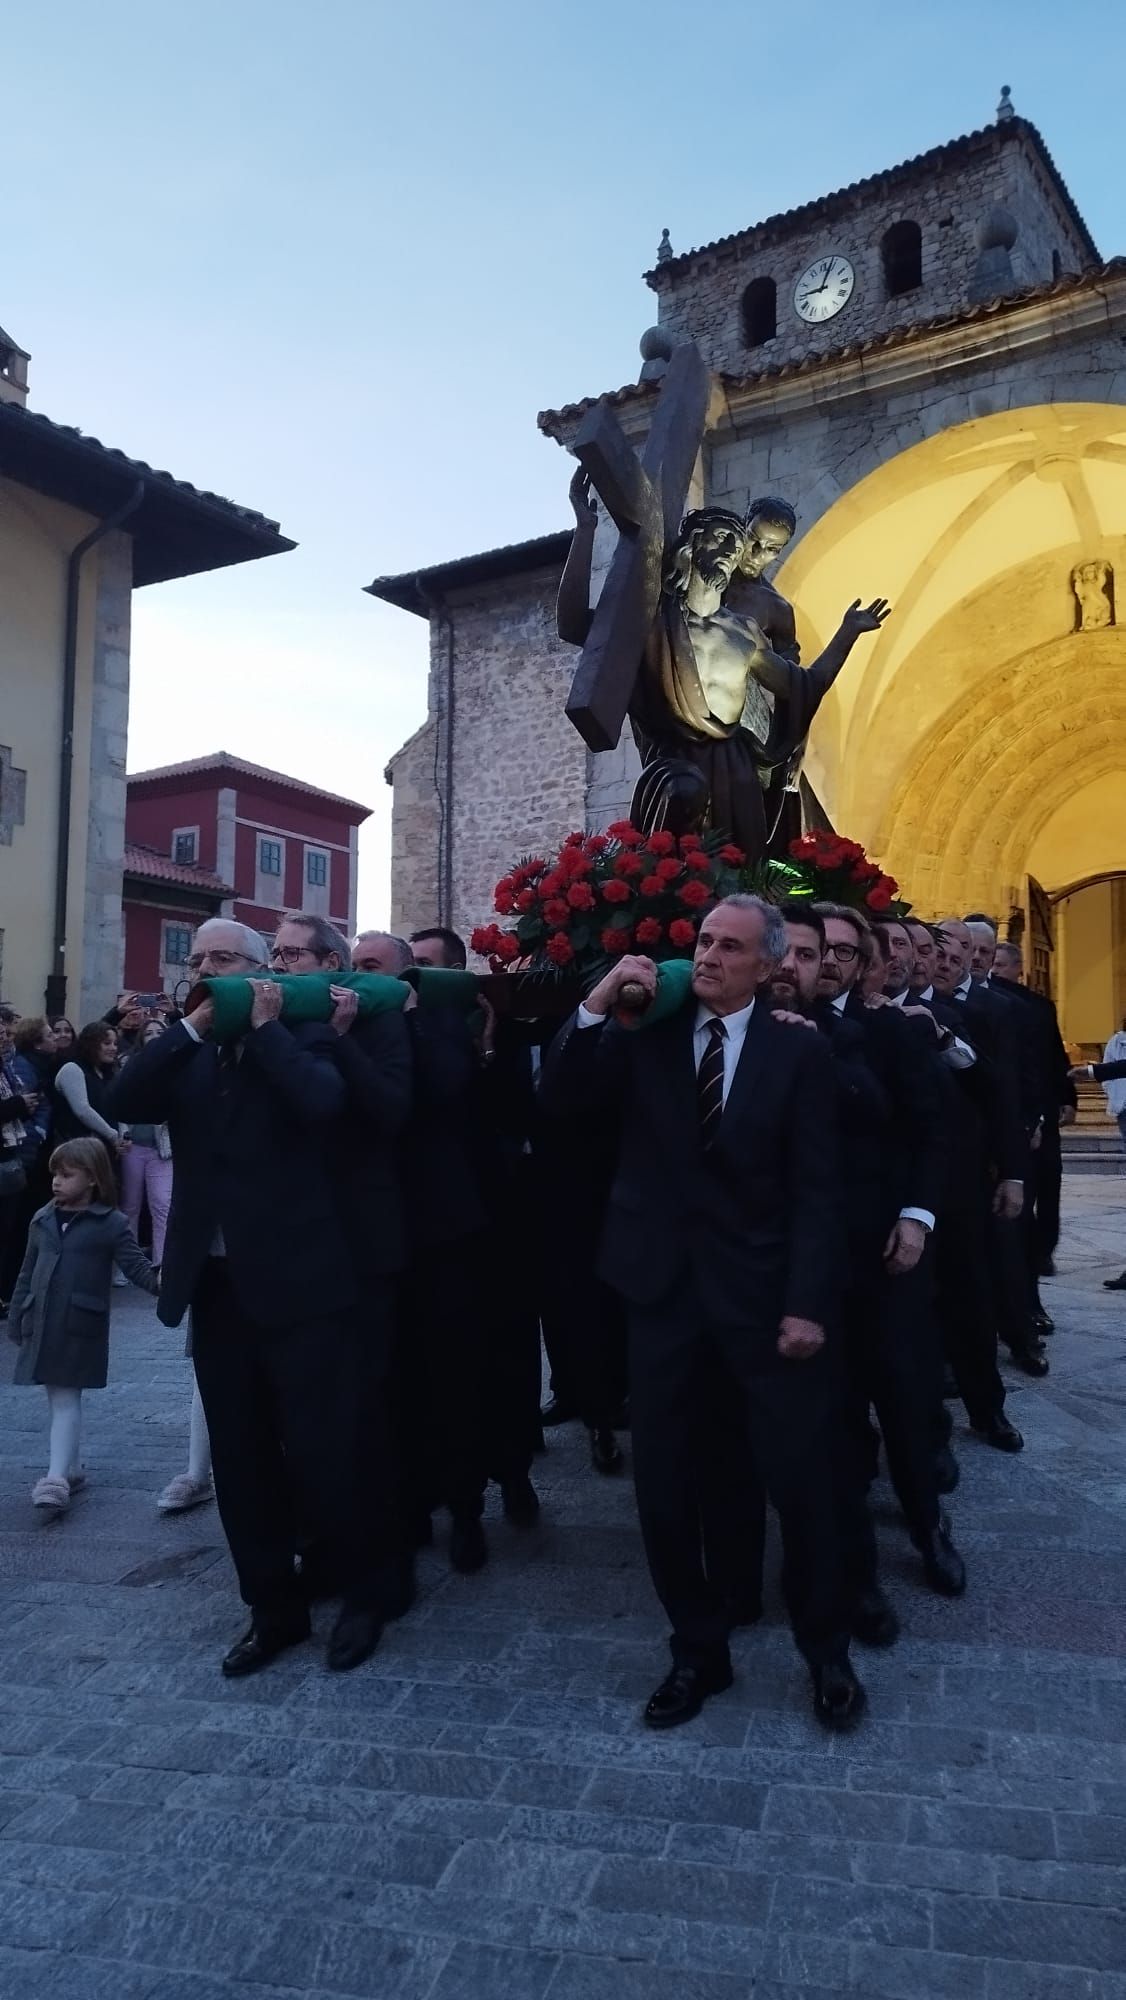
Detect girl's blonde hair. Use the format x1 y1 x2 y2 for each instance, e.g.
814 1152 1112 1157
49 1137 117 1206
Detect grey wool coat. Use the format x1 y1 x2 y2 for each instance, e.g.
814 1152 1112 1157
7 1203 158 1389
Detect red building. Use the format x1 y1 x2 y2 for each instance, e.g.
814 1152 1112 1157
123 753 371 996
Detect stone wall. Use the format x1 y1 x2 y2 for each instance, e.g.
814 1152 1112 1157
387 562 588 951
649 129 1092 379
80 529 132 1020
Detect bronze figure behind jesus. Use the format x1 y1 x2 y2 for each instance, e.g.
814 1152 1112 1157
559 477 889 859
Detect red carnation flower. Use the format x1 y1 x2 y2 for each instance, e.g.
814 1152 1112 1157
495 887 516 916
678 834 703 853
491 932 521 964
584 834 608 854
865 883 893 912
850 859 879 884
635 916 663 945
471 925 499 955
606 819 643 846
601 926 633 955
601 878 631 904
563 831 585 849
678 879 711 908
543 897 570 927
557 847 590 878
718 843 746 865
545 932 574 966
640 875 664 898
668 918 698 948
684 849 712 872
645 830 677 857
614 852 645 879
515 888 536 912
566 881 595 910
655 857 682 882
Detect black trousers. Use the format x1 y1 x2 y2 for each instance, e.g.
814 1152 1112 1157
1032 1118 1063 1265
935 1186 1006 1430
626 1275 848 1671
396 1234 492 1523
838 1242 943 1597
191 1259 378 1619
696 1356 767 1607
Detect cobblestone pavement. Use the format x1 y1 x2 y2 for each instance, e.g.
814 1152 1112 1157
1 1179 1124 2000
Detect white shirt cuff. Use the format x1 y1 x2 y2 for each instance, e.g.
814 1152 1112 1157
899 1207 935 1233
576 1003 607 1030
180 1019 202 1044
943 1036 975 1070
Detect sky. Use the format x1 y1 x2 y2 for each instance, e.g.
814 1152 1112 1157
6 0 1125 923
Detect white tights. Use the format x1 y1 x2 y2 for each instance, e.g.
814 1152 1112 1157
187 1377 212 1485
46 1387 83 1481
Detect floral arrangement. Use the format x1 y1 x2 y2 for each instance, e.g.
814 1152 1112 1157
470 823 906 978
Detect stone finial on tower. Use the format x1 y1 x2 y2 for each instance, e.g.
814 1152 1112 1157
656 228 674 265
996 83 1015 122
968 204 1019 302
0 323 30 408
638 325 677 383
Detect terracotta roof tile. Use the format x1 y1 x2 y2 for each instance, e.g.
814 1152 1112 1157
123 843 231 895
126 753 371 820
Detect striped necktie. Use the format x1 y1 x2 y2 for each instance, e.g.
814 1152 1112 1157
698 1018 726 1148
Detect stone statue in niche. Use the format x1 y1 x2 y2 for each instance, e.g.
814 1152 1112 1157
1071 559 1115 632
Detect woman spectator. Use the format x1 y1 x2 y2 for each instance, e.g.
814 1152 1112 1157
49 1019 77 1063
0 1018 57 1299
52 1024 121 1148
1 1007 42 1313
119 1018 174 1271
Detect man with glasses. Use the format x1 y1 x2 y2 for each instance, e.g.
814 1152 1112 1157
108 917 381 1678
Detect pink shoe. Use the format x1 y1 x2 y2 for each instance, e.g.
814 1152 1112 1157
31 1476 70 1512
157 1473 214 1514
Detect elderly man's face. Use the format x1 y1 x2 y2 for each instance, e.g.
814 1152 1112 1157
271 919 341 975
933 931 970 996
352 936 408 976
692 904 773 1015
907 923 935 990
187 924 264 978
967 924 997 981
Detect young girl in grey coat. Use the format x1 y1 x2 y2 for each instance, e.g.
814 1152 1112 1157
7 1136 159 1511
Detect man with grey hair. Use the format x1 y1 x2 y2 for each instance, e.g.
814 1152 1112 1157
544 895 863 1733
352 931 414 976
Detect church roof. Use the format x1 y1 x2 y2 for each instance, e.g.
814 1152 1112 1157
366 530 572 616
538 256 1126 440
0 400 295 585
644 116 1098 283
127 753 370 820
123 842 231 897
0 322 30 361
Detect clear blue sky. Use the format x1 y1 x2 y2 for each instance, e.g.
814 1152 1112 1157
6 1 1123 920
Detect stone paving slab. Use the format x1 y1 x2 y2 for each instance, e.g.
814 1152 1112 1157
0 1176 1124 1997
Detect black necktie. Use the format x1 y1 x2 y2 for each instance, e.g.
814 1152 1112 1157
698 1018 726 1148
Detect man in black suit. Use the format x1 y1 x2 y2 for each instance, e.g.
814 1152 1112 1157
812 907 965 1646
269 914 413 1622
108 919 381 1677
990 936 1076 1289
542 895 864 1733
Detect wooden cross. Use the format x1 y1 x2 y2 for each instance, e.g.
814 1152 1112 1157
565 340 711 753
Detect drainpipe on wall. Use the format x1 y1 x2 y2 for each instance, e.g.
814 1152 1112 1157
46 481 145 1017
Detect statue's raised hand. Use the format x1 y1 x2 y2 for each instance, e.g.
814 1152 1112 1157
839 597 891 641
568 466 597 530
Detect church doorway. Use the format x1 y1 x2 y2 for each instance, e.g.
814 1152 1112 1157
773 401 1126 1044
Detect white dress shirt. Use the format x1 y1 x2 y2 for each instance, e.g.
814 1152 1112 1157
575 995 756 1109
831 991 935 1234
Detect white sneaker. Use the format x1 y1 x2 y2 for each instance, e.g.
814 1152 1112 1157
158 1474 214 1514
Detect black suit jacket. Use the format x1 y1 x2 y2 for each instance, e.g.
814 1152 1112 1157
993 978 1077 1115
952 985 1027 1182
107 1018 353 1329
836 991 949 1233
328 1011 412 1281
401 1008 491 1249
542 996 840 1335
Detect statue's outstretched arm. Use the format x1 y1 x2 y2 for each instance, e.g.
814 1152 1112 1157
557 468 597 646
805 597 891 698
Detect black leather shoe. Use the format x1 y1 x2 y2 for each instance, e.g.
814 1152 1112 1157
501 1476 540 1528
643 1656 733 1730
915 1521 967 1597
934 1444 960 1495
327 1604 384 1672
812 1659 867 1731
1030 1300 1055 1334
1105 1272 1126 1291
723 1589 764 1630
221 1611 310 1679
972 1414 1024 1452
590 1427 624 1475
1008 1343 1049 1378
851 1586 900 1649
1037 1254 1057 1279
540 1397 576 1427
449 1516 488 1573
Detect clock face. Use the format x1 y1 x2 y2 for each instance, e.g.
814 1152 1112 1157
794 255 855 324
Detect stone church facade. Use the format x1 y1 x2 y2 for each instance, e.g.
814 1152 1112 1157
373 98 1126 1042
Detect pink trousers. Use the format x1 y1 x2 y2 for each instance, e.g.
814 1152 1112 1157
121 1145 174 1264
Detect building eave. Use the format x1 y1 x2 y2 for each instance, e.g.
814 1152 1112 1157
0 402 295 585
365 531 572 618
126 753 371 821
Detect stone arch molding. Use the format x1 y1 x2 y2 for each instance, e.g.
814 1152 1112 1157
771 400 1126 874
876 634 1126 913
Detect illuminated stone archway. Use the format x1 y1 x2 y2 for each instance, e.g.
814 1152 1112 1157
775 403 1126 933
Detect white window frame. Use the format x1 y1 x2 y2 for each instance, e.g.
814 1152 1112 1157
171 825 199 866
